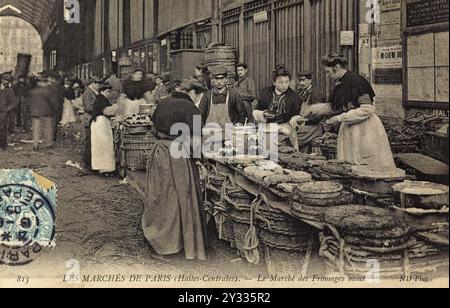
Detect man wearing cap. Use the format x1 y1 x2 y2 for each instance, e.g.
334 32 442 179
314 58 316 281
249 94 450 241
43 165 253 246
235 63 257 123
0 74 18 151
199 66 246 127
290 72 326 153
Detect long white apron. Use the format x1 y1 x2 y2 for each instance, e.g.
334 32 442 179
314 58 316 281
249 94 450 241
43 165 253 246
60 98 77 125
337 114 395 169
91 116 116 172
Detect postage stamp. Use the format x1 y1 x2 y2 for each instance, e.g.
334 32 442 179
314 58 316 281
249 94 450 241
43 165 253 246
0 169 57 266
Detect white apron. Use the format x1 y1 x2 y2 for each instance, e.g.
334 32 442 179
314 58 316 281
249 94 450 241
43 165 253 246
337 112 395 169
91 116 116 172
206 92 231 127
60 99 77 125
124 98 146 116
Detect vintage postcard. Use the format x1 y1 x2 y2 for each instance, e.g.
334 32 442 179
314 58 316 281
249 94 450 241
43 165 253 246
0 0 448 292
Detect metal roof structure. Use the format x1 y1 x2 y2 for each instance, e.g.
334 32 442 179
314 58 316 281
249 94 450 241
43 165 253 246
0 0 58 40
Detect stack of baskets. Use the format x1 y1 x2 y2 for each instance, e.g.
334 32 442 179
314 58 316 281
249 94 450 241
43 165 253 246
204 169 235 247
319 205 448 278
121 131 158 171
225 183 256 258
257 196 315 275
204 44 237 84
291 181 353 223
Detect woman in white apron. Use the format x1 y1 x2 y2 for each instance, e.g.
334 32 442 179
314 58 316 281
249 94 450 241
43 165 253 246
322 54 395 169
90 83 119 174
60 98 77 126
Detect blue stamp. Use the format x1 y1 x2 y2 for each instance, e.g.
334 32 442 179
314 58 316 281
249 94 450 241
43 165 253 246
0 169 57 266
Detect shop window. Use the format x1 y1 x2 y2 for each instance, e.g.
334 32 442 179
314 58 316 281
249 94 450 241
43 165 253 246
170 30 194 50
406 31 449 105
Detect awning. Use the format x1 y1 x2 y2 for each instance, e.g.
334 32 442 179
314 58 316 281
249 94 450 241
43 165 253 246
221 0 244 12
158 0 212 37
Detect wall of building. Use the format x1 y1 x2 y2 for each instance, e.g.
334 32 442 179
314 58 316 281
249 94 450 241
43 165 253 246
359 0 404 118
43 0 448 123
157 0 360 95
0 16 43 74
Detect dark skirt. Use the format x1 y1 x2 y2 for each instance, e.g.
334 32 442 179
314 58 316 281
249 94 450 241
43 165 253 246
142 140 207 260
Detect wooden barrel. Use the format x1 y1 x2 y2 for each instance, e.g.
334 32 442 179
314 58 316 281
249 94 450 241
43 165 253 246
205 45 236 62
205 45 237 84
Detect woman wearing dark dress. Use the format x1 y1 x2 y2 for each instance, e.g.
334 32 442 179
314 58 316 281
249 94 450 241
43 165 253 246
142 78 208 261
253 65 302 148
121 68 155 116
323 54 395 168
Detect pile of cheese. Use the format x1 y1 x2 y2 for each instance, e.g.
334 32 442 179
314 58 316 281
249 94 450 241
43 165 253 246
243 160 312 193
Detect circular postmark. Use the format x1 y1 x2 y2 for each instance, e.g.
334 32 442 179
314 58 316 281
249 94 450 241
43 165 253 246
0 184 56 266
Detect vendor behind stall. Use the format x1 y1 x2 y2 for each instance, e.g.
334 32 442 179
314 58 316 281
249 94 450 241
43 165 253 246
142 78 207 261
199 66 246 127
253 65 301 148
290 71 327 153
322 53 395 169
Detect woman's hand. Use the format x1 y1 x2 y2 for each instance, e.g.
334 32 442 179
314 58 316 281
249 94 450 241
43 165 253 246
326 116 340 126
289 116 306 128
253 110 268 123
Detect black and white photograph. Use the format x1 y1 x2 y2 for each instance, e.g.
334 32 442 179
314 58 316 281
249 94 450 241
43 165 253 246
0 0 449 290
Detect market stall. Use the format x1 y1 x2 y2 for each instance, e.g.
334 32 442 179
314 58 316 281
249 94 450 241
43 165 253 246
114 106 449 279
199 142 448 278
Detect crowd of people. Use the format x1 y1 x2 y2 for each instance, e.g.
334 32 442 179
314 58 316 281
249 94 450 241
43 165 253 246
0 71 87 153
1 53 397 262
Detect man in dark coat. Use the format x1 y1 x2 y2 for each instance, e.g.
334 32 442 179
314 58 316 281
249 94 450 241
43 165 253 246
29 75 59 151
13 75 32 133
47 72 65 141
235 62 257 123
0 74 18 151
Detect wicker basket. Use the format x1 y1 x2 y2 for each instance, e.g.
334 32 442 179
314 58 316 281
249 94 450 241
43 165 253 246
264 245 308 276
122 133 157 170
229 208 251 250
215 214 236 246
260 228 310 251
232 220 250 253
231 220 265 262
